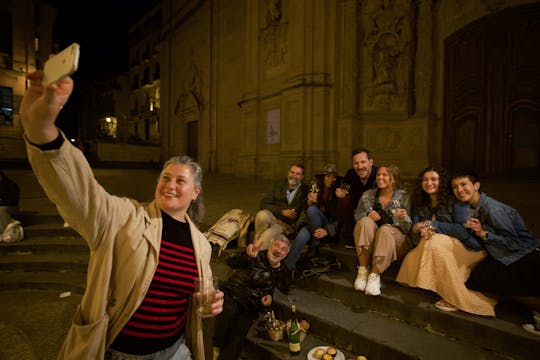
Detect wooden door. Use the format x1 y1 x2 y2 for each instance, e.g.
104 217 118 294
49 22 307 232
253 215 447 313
444 4 540 175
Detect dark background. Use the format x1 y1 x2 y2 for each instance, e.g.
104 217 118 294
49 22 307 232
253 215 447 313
43 0 157 137
46 0 157 84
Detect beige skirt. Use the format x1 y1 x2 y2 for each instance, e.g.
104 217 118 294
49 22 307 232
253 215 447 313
396 233 497 316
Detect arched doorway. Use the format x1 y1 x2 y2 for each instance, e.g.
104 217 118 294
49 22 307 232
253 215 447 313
443 3 540 176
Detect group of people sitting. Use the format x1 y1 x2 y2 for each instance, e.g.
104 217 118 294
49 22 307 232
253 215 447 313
249 147 540 339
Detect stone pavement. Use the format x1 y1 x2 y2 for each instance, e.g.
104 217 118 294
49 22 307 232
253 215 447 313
0 168 539 359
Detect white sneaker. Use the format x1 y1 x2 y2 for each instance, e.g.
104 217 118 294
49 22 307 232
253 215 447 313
353 266 369 291
365 273 381 296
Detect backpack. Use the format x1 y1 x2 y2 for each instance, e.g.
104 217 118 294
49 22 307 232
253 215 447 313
204 209 253 254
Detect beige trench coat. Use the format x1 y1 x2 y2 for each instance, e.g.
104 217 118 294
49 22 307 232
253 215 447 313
26 134 212 360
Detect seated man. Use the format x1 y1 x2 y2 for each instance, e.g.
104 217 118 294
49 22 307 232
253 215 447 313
0 170 23 243
213 234 291 360
255 164 309 249
285 163 342 271
335 148 377 248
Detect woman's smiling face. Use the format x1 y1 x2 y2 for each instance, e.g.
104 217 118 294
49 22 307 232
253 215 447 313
155 163 200 220
376 167 395 190
451 176 480 204
422 170 440 196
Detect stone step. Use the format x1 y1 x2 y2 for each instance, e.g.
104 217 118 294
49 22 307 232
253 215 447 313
0 235 87 255
0 270 87 293
213 246 539 360
0 252 89 272
242 323 358 360
22 223 80 238
287 244 540 359
248 288 509 360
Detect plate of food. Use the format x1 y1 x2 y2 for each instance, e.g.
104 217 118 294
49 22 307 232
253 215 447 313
307 345 345 360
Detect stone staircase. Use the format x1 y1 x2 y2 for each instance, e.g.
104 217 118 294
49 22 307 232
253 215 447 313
212 245 540 360
0 214 86 360
2 213 539 360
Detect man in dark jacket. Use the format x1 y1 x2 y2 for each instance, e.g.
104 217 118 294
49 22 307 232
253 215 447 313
335 148 377 248
213 234 290 360
254 164 309 250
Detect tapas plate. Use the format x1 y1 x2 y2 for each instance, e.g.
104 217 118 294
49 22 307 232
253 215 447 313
307 345 345 360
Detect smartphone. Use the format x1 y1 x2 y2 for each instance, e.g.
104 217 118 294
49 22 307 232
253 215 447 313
43 43 80 85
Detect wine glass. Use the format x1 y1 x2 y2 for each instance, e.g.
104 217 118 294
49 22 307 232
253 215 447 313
422 220 436 239
339 182 350 193
310 179 319 205
310 179 320 194
391 199 401 215
464 208 477 228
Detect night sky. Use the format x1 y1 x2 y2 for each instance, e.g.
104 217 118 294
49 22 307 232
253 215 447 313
43 0 157 137
47 0 157 84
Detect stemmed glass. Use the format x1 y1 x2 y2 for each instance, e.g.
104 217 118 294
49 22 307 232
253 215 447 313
339 182 350 193
422 220 436 239
310 179 320 205
464 208 477 228
391 199 401 215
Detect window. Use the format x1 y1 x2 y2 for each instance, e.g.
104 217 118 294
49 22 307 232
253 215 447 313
0 86 13 126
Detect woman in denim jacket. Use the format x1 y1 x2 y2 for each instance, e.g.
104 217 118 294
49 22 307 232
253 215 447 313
450 170 540 335
352 165 412 296
397 166 496 315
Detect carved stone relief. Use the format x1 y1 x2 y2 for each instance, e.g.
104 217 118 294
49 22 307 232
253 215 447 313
260 0 288 69
174 63 205 119
362 0 413 111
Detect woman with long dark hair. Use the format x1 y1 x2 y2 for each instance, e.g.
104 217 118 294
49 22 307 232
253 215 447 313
397 165 496 315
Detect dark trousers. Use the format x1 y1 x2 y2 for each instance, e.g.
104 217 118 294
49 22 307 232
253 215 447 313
213 296 256 360
466 248 540 296
338 195 354 243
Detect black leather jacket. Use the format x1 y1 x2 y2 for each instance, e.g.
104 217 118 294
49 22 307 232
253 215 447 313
223 250 290 313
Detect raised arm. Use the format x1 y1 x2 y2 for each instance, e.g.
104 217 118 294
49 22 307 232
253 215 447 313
19 71 71 144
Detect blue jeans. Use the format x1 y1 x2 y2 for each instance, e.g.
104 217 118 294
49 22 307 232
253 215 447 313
285 206 328 269
106 335 191 360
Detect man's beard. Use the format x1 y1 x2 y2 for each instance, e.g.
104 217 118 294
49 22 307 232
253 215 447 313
288 177 299 188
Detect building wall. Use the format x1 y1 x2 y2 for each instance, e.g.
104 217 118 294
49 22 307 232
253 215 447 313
0 0 57 161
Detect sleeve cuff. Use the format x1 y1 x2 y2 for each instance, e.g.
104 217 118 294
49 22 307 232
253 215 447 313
27 132 64 151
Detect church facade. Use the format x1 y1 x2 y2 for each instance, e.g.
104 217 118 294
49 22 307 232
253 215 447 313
158 0 540 179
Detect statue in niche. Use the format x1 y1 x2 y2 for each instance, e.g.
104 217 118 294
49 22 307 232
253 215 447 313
363 0 411 109
261 0 288 68
266 0 282 26
174 63 205 117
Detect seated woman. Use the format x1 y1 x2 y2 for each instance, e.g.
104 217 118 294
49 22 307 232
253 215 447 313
396 166 497 315
285 164 341 271
352 164 411 296
451 170 540 335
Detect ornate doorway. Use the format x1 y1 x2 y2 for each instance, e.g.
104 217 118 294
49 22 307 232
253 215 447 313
444 4 540 176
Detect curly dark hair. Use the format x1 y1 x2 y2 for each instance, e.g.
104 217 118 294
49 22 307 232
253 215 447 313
411 165 452 210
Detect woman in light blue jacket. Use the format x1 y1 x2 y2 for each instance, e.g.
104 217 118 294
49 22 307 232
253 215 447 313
352 165 412 296
450 170 540 335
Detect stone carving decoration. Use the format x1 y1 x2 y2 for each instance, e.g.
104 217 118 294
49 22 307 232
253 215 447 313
362 0 412 111
260 0 288 68
174 63 205 117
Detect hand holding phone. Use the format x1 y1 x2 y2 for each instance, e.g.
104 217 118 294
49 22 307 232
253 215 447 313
43 43 80 86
